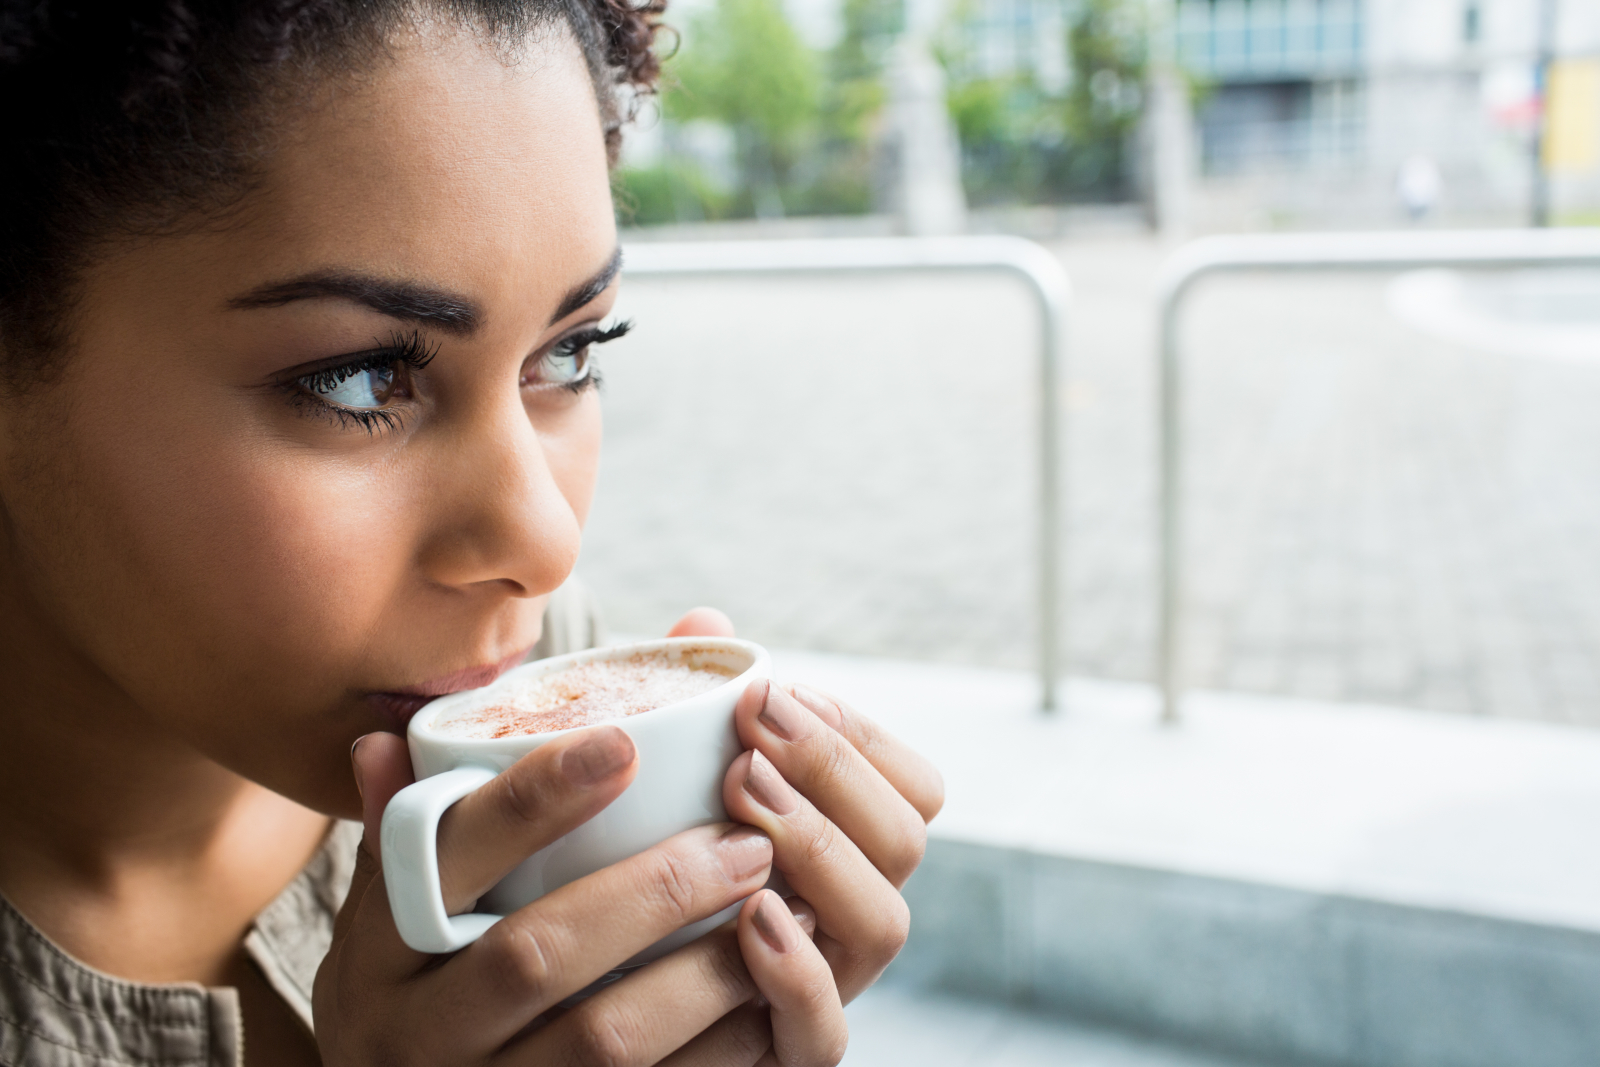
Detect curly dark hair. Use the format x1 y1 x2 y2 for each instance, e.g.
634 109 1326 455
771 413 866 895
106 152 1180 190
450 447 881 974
0 0 665 390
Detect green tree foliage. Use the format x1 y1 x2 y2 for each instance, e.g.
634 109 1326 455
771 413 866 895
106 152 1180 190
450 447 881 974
942 0 1145 205
618 0 899 224
827 0 901 142
1062 0 1146 191
616 0 1150 224
664 0 821 213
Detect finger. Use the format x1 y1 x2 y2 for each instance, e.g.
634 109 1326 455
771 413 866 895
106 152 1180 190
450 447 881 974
332 728 639 992
653 1003 773 1067
668 606 737 637
786 896 818 941
509 923 757 1065
318 840 431 1002
329 828 382 950
315 837 384 1012
724 751 909 1001
736 682 928 887
739 891 848 1067
334 733 431 981
436 724 638 910
428 823 773 1047
352 732 418 865
785 684 945 824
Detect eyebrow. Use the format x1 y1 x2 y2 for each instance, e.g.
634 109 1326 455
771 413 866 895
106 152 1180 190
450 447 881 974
551 246 624 324
227 246 623 334
228 273 480 334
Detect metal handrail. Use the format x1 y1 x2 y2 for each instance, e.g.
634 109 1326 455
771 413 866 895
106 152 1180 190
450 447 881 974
623 236 1073 709
1157 227 1600 724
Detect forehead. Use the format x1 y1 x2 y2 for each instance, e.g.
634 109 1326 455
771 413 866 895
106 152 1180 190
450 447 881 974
230 24 616 319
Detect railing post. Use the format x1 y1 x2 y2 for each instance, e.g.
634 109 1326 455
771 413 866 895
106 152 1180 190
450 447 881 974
1155 228 1600 725
622 237 1073 710
1157 277 1187 726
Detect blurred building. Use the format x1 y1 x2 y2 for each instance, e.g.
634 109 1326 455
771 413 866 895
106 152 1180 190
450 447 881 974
1178 0 1600 225
623 0 1599 228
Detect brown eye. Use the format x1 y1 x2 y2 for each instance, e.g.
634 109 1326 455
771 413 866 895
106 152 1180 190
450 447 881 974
302 364 399 409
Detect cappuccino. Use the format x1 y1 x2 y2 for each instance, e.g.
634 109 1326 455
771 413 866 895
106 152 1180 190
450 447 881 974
434 650 737 739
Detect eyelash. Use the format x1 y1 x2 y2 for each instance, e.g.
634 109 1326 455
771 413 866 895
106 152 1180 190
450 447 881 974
285 320 631 433
543 320 632 393
288 331 438 433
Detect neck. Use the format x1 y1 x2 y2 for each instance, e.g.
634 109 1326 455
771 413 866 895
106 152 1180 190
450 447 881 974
0 570 330 984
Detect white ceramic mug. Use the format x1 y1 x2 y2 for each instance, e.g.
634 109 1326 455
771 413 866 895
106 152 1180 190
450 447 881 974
382 636 771 958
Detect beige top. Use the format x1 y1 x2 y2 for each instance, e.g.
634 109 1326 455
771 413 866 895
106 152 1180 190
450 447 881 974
0 580 605 1067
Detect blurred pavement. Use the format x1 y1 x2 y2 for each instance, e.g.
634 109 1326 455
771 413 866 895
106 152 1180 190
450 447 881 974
583 233 1600 725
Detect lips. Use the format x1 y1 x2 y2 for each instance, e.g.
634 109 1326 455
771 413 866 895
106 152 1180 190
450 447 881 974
367 646 532 732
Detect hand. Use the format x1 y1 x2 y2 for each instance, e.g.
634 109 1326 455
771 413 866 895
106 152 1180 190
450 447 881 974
663 606 857 1066
723 680 944 1018
676 606 947 1056
316 727 816 1065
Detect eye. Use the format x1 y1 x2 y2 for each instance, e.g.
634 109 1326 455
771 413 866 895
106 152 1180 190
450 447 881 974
525 321 631 391
306 364 399 410
527 337 593 388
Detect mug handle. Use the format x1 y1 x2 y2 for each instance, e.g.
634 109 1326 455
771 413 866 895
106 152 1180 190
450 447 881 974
381 764 502 953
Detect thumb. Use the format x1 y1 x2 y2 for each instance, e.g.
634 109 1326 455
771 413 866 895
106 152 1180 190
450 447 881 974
667 606 736 638
350 732 417 865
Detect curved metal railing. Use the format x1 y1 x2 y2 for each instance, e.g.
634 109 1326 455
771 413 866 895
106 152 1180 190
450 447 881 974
1157 228 1600 724
624 236 1073 709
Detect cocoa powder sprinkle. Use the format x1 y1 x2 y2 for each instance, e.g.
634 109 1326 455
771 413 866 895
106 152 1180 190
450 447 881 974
435 653 736 739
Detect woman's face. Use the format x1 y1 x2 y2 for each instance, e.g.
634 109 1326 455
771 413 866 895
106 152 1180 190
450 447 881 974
0 25 617 815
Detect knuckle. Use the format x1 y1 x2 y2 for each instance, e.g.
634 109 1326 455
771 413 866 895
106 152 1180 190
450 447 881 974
813 737 857 789
474 920 558 1001
795 965 841 1015
495 767 547 827
710 1003 773 1062
567 1003 638 1067
885 815 928 885
877 894 911 961
854 724 890 767
702 931 755 998
646 848 703 925
729 1005 775 1059
799 818 845 871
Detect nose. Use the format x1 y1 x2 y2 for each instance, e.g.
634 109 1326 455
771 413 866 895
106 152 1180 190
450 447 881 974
415 392 583 598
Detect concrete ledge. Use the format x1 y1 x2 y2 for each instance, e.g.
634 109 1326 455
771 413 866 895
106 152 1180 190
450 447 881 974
764 649 1600 1067
895 841 1600 1067
842 983 1292 1067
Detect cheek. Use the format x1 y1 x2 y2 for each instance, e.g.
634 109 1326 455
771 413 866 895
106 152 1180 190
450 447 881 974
541 392 602 528
15 392 419 717
167 452 412 655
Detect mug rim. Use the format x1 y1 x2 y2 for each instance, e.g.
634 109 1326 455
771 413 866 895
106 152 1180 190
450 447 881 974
408 636 767 747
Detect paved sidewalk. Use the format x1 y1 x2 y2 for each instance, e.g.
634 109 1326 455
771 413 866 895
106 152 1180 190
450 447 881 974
584 234 1600 724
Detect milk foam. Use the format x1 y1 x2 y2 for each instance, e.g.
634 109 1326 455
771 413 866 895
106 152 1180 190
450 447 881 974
433 652 737 739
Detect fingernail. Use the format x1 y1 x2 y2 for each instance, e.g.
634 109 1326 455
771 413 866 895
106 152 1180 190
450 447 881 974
350 735 371 799
743 750 798 816
758 686 811 742
717 826 773 882
789 685 844 731
752 890 799 954
561 726 635 787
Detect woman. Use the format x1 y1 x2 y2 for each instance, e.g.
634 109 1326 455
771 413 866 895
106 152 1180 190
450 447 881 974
0 3 943 1065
